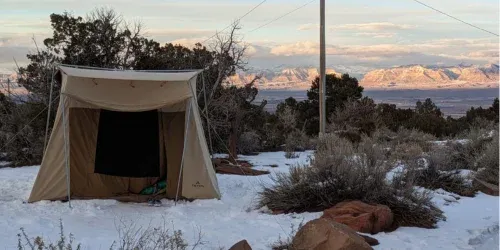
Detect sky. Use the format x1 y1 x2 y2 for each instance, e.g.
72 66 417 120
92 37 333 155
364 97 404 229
0 0 499 73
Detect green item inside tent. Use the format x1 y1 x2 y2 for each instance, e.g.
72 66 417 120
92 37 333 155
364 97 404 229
140 180 167 195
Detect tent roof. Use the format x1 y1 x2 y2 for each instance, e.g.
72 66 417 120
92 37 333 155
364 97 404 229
59 65 202 82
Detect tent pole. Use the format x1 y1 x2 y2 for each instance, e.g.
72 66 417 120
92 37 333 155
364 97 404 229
175 98 192 205
61 95 72 209
43 67 56 154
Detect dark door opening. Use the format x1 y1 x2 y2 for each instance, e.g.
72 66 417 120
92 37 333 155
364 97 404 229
94 109 160 177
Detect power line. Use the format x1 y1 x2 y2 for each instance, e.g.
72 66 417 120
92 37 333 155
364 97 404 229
248 0 316 33
413 0 499 37
201 0 268 44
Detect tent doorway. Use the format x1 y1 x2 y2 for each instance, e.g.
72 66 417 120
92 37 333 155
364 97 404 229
94 109 161 178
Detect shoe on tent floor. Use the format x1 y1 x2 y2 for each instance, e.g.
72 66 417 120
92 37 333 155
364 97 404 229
28 65 220 203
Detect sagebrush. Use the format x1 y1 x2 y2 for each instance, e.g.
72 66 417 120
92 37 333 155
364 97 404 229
259 134 444 229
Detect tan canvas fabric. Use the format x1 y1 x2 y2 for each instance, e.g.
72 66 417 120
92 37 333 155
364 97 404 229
161 111 185 198
28 66 220 202
181 99 220 198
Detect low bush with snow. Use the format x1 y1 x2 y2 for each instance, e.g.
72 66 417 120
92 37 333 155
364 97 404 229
258 134 445 228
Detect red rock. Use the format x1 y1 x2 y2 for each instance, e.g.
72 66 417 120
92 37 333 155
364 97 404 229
215 165 269 176
321 201 393 234
228 239 252 250
291 218 372 250
473 178 499 196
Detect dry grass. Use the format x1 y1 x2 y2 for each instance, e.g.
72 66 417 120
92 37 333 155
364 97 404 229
111 219 203 250
259 133 445 228
17 219 202 250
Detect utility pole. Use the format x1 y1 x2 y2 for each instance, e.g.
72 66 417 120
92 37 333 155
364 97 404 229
319 0 326 135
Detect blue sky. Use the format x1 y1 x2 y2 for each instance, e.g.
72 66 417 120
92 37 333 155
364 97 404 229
0 0 498 72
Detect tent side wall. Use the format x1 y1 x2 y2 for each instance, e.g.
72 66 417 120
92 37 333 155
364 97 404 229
28 97 68 202
181 97 220 199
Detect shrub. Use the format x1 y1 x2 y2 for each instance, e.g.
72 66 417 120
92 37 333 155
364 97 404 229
284 130 310 151
476 131 499 185
17 220 81 250
414 167 475 197
238 130 262 155
389 143 424 164
392 128 435 152
461 126 495 158
2 101 47 167
329 97 378 137
17 219 202 250
437 142 477 171
440 126 497 171
112 221 195 250
259 134 444 228
372 127 435 153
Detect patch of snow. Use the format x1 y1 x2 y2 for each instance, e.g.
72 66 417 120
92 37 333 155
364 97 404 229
468 223 499 247
432 139 470 146
373 192 499 250
456 169 475 179
385 164 405 184
0 150 498 250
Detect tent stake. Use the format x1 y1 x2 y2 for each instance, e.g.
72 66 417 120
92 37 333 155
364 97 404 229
61 95 72 209
175 99 192 205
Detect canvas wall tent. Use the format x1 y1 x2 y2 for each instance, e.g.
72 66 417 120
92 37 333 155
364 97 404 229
28 65 220 203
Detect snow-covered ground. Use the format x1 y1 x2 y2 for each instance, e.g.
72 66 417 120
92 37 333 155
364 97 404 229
0 151 498 250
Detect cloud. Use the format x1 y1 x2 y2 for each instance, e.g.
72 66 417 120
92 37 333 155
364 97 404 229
355 32 395 38
0 33 50 48
297 23 319 31
270 42 411 58
267 38 499 65
270 41 321 56
330 22 415 31
144 28 213 40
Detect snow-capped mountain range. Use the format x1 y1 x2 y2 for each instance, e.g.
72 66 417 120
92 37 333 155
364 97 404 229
227 64 499 90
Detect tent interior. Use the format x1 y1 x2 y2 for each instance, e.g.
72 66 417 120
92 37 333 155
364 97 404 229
69 107 186 202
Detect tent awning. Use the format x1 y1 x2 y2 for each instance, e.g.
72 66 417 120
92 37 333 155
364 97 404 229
59 66 200 111
59 66 202 82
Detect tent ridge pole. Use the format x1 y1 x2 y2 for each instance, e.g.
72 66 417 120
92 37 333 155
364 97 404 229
61 95 72 208
175 98 192 205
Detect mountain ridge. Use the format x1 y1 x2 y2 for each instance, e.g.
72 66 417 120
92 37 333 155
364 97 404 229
227 64 499 90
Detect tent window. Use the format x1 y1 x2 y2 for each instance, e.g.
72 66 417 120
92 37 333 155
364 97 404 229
94 109 160 177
